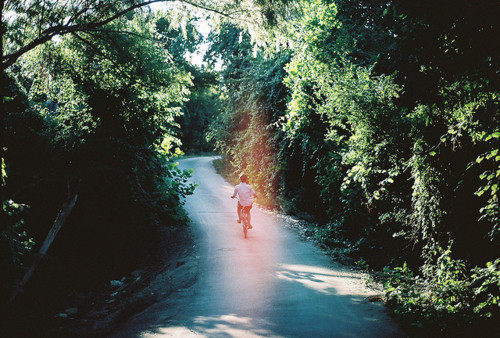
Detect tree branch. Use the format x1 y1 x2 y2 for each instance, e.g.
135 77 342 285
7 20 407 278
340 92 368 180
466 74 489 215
2 0 164 69
72 30 156 90
93 28 158 43
71 31 134 83
9 194 78 304
177 0 242 19
2 0 245 70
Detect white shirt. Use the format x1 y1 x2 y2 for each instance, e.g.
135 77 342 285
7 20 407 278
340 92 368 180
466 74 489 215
232 182 256 207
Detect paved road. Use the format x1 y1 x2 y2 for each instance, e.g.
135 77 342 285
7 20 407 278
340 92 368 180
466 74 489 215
113 156 404 337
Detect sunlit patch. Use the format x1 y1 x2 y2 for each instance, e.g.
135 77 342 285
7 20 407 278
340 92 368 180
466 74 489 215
196 314 251 325
141 326 197 337
276 264 365 296
194 314 274 337
147 314 275 337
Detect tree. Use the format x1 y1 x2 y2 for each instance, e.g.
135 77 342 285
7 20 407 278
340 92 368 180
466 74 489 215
205 22 290 207
0 0 242 70
0 8 195 309
178 67 221 153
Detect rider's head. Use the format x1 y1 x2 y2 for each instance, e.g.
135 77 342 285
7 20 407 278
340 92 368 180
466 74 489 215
240 173 248 183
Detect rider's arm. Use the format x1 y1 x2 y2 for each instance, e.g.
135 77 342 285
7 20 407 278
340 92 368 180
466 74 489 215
231 186 238 199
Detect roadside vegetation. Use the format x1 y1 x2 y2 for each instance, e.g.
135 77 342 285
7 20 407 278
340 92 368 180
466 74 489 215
0 2 200 330
206 0 499 335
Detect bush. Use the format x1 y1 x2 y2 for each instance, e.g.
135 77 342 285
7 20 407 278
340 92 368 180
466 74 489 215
384 249 499 333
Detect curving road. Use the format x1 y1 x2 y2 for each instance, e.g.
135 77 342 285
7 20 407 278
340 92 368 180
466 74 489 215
113 156 404 337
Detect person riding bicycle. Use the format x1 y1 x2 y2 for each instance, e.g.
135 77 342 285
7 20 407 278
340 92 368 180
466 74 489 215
231 173 256 229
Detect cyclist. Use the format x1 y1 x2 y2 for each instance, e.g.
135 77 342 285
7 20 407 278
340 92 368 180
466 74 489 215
231 173 256 229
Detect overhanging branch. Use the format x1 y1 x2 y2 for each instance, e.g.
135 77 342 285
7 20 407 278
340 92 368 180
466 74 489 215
1 0 238 70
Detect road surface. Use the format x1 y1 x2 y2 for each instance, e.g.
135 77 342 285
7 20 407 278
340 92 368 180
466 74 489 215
113 156 404 337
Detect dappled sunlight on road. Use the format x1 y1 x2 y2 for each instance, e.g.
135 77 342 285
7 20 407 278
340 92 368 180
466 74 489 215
141 326 195 337
276 264 367 297
192 314 274 337
144 314 274 337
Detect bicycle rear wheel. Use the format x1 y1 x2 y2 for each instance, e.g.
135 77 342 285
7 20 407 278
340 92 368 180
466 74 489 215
242 211 249 239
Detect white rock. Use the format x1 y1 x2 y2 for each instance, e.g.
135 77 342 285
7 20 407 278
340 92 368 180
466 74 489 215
110 280 124 289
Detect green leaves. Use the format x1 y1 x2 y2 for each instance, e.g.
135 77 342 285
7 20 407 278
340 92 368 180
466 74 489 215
471 259 500 318
1 158 6 187
1 5 203 300
383 248 476 328
205 0 499 331
471 129 500 232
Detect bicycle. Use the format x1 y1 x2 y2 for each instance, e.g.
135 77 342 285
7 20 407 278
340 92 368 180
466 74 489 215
240 205 251 239
231 196 253 239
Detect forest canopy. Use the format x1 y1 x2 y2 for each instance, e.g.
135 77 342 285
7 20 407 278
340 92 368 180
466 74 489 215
0 0 203 309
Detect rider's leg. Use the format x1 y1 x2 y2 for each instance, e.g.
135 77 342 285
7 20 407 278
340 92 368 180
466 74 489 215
237 202 242 223
246 206 253 229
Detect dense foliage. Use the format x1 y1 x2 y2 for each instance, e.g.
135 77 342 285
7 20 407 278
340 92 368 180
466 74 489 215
206 0 499 333
0 5 197 311
178 66 221 153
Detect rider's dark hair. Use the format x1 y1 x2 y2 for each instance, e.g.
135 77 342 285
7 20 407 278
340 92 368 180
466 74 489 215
240 173 248 183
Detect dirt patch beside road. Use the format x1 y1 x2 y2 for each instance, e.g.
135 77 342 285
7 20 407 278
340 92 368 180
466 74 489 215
66 225 199 337
2 225 199 337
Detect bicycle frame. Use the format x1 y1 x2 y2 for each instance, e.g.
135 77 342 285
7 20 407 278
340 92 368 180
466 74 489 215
232 196 252 239
240 206 251 239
